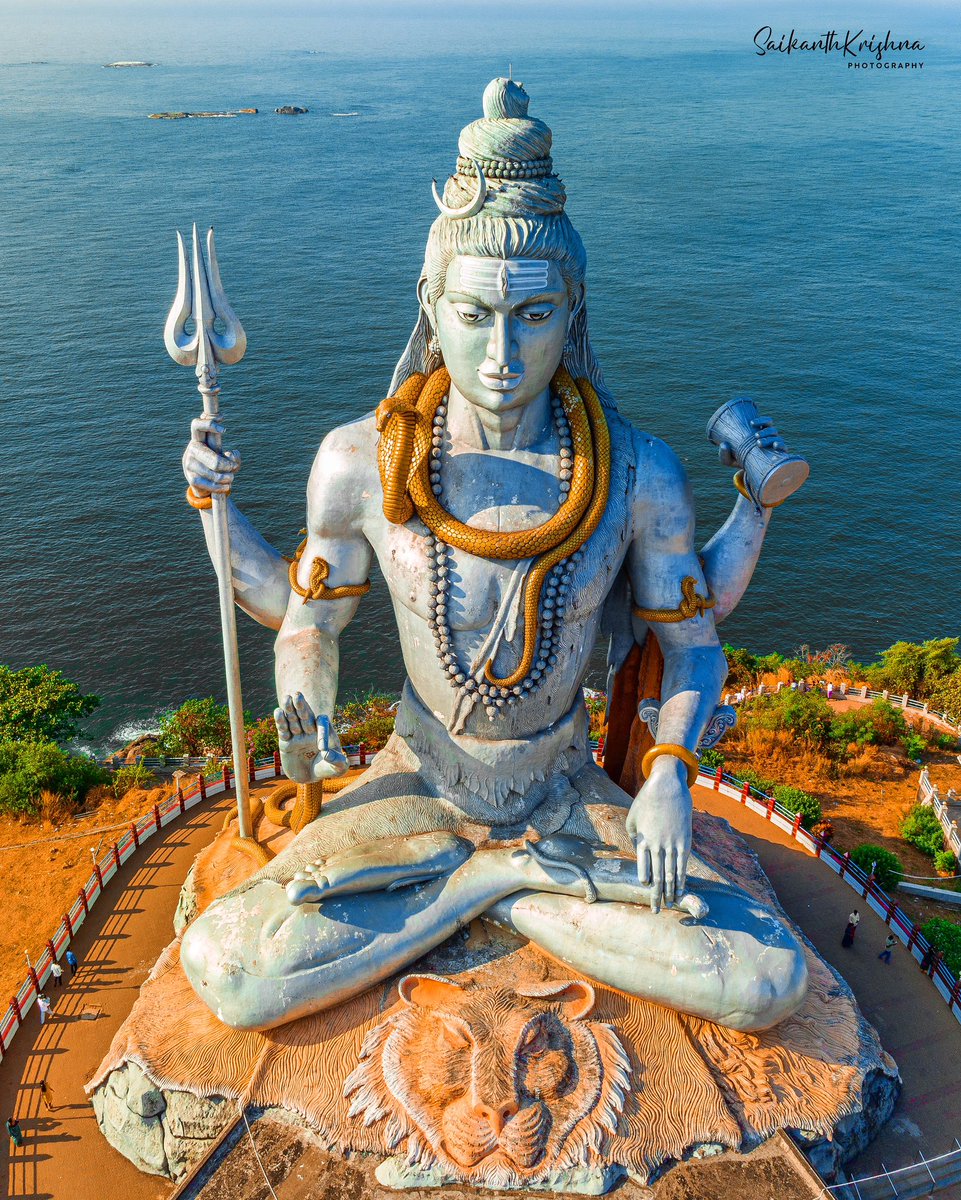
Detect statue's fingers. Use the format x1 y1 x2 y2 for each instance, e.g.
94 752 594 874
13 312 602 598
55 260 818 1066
188 473 227 494
651 849 666 913
317 714 331 751
282 695 305 738
636 841 652 886
750 416 775 430
273 705 292 741
191 417 226 442
676 846 689 898
664 854 678 908
294 692 317 735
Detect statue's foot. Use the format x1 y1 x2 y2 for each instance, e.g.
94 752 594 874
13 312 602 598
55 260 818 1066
513 836 710 918
286 831 473 905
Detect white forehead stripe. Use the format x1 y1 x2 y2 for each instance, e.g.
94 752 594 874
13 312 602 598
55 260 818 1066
458 258 550 296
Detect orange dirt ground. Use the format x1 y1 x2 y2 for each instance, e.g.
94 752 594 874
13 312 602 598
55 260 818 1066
0 767 368 1007
722 697 961 927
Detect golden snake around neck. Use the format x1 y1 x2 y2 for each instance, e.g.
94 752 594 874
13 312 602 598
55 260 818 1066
376 366 611 690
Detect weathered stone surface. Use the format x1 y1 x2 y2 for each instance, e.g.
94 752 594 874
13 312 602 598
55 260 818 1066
90 811 899 1191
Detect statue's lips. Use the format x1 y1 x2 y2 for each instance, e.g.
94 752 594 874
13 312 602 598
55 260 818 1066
478 369 523 392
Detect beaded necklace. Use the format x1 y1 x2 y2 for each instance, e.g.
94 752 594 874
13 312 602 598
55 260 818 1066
425 391 582 720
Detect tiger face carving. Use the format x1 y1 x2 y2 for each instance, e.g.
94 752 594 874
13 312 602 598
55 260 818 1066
344 973 631 1189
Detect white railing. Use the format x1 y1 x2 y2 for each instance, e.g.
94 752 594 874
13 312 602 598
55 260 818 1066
917 770 961 861
821 1139 961 1199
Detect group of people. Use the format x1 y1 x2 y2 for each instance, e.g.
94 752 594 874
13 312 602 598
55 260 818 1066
842 909 934 970
6 948 79 1152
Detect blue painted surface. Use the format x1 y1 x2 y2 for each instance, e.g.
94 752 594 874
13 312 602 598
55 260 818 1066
0 7 957 749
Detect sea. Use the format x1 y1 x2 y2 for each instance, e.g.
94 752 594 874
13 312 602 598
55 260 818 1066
0 2 958 753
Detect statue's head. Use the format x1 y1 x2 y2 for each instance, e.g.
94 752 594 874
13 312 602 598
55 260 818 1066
391 78 613 412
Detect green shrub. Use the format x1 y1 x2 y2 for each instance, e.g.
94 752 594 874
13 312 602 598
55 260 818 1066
246 715 279 759
698 748 725 771
734 766 776 796
850 843 904 890
900 803 945 857
902 733 926 761
0 740 109 817
336 693 397 751
0 664 101 743
862 639 961 700
863 698 908 744
920 918 961 976
772 784 822 829
156 697 248 758
934 850 959 875
111 763 157 799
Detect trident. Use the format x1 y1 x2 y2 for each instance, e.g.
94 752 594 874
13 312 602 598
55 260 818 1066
164 225 252 839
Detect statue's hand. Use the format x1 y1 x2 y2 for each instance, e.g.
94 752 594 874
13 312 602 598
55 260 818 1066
274 693 349 785
626 757 692 913
182 417 241 497
718 416 786 467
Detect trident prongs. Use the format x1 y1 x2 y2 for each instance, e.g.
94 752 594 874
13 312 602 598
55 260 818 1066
164 225 246 392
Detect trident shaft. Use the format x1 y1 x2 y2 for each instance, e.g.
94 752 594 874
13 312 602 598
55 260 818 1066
165 225 252 840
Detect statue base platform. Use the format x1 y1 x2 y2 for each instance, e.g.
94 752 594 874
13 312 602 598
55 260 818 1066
87 809 899 1194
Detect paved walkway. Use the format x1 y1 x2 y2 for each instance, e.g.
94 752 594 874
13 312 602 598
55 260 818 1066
2 780 958 1198
694 783 961 1184
0 783 257 1200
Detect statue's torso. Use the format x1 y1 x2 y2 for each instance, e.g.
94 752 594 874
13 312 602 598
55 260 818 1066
337 408 639 740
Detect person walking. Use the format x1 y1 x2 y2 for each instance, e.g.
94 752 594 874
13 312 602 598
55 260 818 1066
38 1080 56 1113
841 909 861 948
878 934 896 964
6 1116 23 1147
49 960 63 988
65 949 78 976
37 994 52 1025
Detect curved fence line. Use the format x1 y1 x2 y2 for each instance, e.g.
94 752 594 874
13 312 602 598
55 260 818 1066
1 751 958 1079
693 763 961 1029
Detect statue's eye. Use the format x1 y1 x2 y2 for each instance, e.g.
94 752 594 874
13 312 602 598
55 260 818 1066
519 307 554 323
454 305 487 324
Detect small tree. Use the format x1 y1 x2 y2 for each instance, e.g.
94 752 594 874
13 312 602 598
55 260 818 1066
772 784 822 829
920 918 961 976
0 740 108 817
0 664 100 744
850 843 903 890
156 697 246 758
901 803 945 858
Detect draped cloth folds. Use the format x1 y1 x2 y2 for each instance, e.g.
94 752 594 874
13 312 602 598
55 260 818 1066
602 633 664 798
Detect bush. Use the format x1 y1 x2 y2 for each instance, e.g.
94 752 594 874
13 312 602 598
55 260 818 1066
0 664 101 743
934 850 959 876
863 698 908 745
862 639 961 700
902 732 927 761
583 692 607 739
920 918 961 976
901 803 945 857
335 693 397 751
733 765 776 796
772 784 822 829
156 697 246 758
850 843 904 890
247 715 279 759
698 747 725 771
111 763 157 799
0 740 109 817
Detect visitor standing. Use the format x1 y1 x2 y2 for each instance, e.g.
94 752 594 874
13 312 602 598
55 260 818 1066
38 1080 56 1112
878 934 896 964
6 1116 23 1147
49 960 63 988
37 994 51 1025
841 910 860 948
65 949 78 976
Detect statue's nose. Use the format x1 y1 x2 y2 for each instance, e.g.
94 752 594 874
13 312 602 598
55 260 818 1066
486 312 516 368
473 1098 519 1134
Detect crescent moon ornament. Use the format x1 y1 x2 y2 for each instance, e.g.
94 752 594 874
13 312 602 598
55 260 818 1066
431 159 488 219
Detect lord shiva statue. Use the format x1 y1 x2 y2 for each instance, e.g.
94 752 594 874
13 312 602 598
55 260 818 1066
179 78 808 1035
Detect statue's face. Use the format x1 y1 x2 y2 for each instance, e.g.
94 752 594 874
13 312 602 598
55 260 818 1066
434 256 571 414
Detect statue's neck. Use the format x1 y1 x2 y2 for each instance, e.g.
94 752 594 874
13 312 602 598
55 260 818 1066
446 384 553 453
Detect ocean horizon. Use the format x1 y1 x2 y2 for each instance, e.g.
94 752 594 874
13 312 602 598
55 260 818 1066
1 4 958 753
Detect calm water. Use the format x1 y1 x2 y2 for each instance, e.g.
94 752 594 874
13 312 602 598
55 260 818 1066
1 5 958 750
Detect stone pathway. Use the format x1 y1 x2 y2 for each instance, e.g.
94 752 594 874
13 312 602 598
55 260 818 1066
2 778 959 1198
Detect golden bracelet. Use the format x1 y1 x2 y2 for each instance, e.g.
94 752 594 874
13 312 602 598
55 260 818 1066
734 469 788 509
185 485 214 511
640 743 700 788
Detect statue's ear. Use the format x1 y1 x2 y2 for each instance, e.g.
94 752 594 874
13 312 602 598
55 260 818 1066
517 979 596 1020
416 276 435 328
398 973 464 1010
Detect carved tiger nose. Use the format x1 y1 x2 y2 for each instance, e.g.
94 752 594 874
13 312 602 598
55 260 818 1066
474 1099 518 1134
